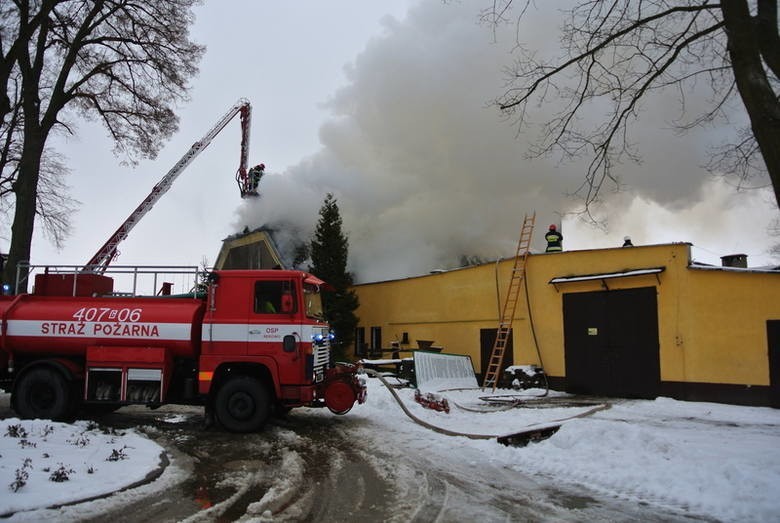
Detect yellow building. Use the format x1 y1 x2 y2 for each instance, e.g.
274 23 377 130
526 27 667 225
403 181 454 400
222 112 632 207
352 243 780 407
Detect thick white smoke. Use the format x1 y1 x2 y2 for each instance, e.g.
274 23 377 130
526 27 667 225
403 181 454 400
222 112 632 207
234 2 778 282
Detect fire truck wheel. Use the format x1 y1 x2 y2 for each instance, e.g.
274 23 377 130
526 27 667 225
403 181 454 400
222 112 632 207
215 376 270 433
14 367 75 421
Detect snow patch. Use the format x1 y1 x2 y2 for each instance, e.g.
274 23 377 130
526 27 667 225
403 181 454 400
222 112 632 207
0 418 165 516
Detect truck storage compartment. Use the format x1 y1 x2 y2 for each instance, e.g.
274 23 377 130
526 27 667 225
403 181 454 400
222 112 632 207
87 367 122 401
85 346 171 403
127 368 162 402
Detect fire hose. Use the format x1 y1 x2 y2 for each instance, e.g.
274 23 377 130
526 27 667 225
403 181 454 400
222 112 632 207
362 368 611 442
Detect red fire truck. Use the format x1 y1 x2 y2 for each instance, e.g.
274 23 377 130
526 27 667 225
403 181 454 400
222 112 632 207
0 266 366 432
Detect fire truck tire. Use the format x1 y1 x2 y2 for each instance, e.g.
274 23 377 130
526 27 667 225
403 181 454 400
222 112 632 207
215 376 270 433
14 367 76 421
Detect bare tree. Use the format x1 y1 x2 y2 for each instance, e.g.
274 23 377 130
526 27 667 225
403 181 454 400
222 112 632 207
1 75 78 253
484 0 780 214
0 0 58 126
2 0 205 289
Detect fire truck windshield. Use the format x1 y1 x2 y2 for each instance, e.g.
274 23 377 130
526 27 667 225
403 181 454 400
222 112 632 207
303 283 324 320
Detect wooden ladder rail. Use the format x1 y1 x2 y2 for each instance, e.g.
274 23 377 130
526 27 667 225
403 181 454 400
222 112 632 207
482 212 536 391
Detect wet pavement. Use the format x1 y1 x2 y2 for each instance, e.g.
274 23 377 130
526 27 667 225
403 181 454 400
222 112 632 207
65 405 398 522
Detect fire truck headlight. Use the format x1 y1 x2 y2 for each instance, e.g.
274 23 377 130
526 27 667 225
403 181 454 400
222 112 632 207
312 333 324 343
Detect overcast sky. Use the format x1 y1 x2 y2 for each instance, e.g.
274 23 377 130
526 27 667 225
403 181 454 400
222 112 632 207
11 1 779 283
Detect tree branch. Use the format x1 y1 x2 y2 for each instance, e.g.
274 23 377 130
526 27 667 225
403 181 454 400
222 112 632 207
756 0 780 79
499 2 721 111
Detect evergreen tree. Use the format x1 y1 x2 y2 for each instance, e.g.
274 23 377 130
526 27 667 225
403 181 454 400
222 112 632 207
309 194 359 362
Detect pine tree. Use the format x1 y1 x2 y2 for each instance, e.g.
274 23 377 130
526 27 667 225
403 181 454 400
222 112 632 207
309 194 359 361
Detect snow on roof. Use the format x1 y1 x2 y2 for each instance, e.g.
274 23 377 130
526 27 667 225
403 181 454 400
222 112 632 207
549 267 665 285
689 262 780 274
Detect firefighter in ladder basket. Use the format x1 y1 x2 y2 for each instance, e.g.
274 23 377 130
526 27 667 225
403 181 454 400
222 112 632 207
247 163 265 195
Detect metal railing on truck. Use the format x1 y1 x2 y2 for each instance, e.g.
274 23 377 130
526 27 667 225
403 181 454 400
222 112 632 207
15 262 203 298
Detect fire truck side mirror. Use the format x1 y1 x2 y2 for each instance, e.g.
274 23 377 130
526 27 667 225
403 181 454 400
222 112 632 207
281 292 293 313
282 334 297 353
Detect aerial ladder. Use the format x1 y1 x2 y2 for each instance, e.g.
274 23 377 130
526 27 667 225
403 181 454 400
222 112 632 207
85 98 256 274
482 212 536 392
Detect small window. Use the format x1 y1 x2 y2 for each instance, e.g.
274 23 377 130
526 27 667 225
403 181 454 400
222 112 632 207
355 327 366 357
370 326 382 356
303 282 325 320
254 281 295 314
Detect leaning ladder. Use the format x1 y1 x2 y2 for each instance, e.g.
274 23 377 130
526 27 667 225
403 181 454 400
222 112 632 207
482 212 536 391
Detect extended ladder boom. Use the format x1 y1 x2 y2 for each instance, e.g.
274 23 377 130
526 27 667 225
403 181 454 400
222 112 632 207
85 99 252 274
482 212 536 391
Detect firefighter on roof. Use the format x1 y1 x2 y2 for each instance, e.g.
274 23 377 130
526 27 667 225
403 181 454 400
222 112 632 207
545 224 563 252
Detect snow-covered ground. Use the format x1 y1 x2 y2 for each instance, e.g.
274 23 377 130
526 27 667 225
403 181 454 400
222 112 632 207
2 378 780 522
0 415 166 516
309 377 780 522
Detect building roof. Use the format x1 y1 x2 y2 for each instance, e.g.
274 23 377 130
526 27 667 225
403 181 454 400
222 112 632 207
215 228 284 270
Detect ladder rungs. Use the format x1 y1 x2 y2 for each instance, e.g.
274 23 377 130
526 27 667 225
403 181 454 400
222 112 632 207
482 212 535 389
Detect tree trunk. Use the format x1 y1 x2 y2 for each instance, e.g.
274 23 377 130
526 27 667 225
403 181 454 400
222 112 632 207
3 131 44 292
721 1 780 209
